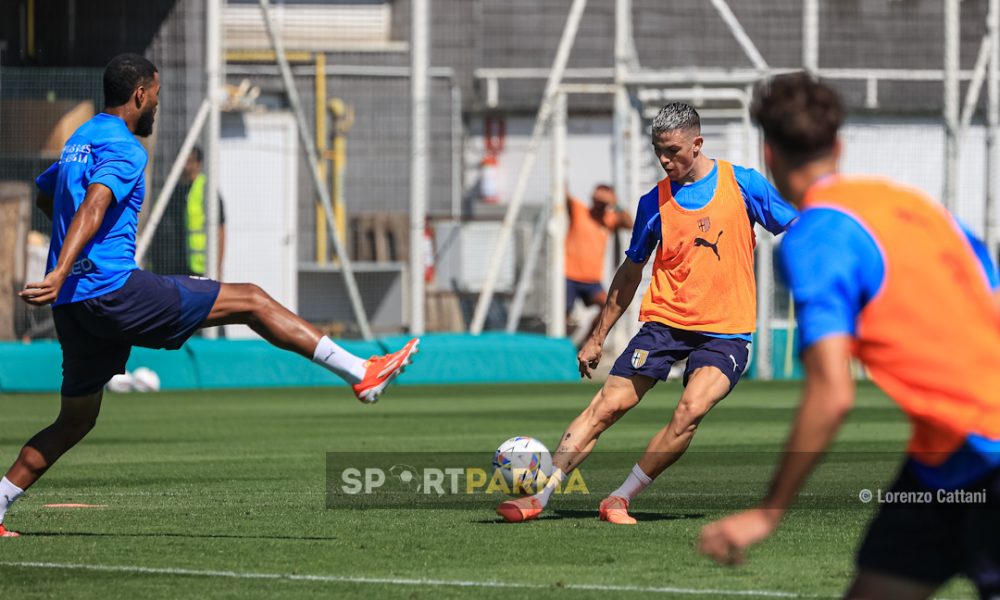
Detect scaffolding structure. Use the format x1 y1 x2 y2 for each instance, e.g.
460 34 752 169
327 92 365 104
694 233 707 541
134 0 375 339
3 0 995 377
470 0 1000 379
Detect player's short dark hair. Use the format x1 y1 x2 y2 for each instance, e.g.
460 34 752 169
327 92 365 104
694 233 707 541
751 73 843 163
652 102 700 136
103 53 158 108
190 145 203 163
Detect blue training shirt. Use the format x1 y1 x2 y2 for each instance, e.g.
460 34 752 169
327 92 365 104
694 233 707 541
35 113 148 306
778 204 1000 489
625 160 799 341
778 209 999 351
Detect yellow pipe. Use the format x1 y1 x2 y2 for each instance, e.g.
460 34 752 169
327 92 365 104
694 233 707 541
27 0 35 58
314 53 328 264
329 98 352 251
225 50 313 63
332 135 347 246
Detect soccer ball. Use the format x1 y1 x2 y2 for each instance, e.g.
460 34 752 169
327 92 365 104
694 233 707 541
492 436 553 495
106 371 133 393
131 367 161 393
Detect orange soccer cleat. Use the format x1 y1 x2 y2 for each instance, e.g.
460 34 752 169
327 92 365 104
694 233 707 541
599 495 637 525
496 496 544 523
0 523 20 537
352 338 420 404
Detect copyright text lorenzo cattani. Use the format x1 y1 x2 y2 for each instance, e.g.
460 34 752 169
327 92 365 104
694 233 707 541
858 488 987 505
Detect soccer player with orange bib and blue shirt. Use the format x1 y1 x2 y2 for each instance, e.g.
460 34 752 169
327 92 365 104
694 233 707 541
564 184 633 342
698 74 1000 600
497 102 798 524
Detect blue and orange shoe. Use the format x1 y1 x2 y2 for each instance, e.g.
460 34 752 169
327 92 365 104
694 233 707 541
496 496 544 523
0 523 20 537
599 495 637 525
352 338 420 404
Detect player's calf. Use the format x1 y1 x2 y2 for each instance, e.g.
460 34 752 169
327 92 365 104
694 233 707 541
580 399 628 437
1 392 102 515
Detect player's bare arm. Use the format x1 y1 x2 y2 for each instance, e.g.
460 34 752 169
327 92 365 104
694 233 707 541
36 191 54 220
19 183 115 306
578 257 646 378
698 335 855 565
615 207 634 230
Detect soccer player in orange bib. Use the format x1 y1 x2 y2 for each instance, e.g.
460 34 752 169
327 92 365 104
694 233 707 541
497 102 797 524
564 184 633 342
698 74 1000 599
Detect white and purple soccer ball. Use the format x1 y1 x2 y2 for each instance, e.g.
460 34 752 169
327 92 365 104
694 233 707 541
492 436 553 495
105 371 134 393
131 367 161 393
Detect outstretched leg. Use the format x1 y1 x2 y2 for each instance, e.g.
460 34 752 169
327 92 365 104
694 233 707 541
202 282 323 357
496 375 655 522
201 282 418 403
1 392 104 534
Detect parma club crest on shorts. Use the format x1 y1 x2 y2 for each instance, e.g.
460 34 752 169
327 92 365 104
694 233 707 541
697 217 711 232
631 349 649 369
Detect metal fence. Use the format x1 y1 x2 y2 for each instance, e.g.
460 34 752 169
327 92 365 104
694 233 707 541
1 0 996 380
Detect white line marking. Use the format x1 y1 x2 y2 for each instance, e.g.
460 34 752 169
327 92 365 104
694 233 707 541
0 560 830 598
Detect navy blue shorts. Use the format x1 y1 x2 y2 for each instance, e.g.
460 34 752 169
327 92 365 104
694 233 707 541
52 269 221 396
856 462 1000 595
609 322 751 389
566 278 605 314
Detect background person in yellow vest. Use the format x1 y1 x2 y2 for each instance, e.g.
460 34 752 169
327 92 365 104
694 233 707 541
564 184 632 344
150 146 225 278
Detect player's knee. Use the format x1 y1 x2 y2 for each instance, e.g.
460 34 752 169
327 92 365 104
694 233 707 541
54 413 98 440
247 284 270 309
672 394 712 434
241 283 276 317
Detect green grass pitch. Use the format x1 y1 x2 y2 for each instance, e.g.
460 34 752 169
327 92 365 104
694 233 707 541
0 382 976 599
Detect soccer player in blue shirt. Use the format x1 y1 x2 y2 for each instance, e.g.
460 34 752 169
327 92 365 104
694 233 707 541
0 54 418 537
698 74 1000 599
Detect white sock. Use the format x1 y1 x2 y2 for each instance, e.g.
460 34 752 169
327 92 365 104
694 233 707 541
610 464 653 501
312 336 367 384
535 468 567 507
0 477 24 524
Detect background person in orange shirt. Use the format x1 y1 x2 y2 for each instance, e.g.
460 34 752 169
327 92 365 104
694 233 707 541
497 102 797 524
698 74 1000 600
564 184 632 342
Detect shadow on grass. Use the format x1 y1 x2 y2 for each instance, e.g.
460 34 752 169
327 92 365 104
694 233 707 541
474 510 705 524
555 510 705 522
20 531 337 541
